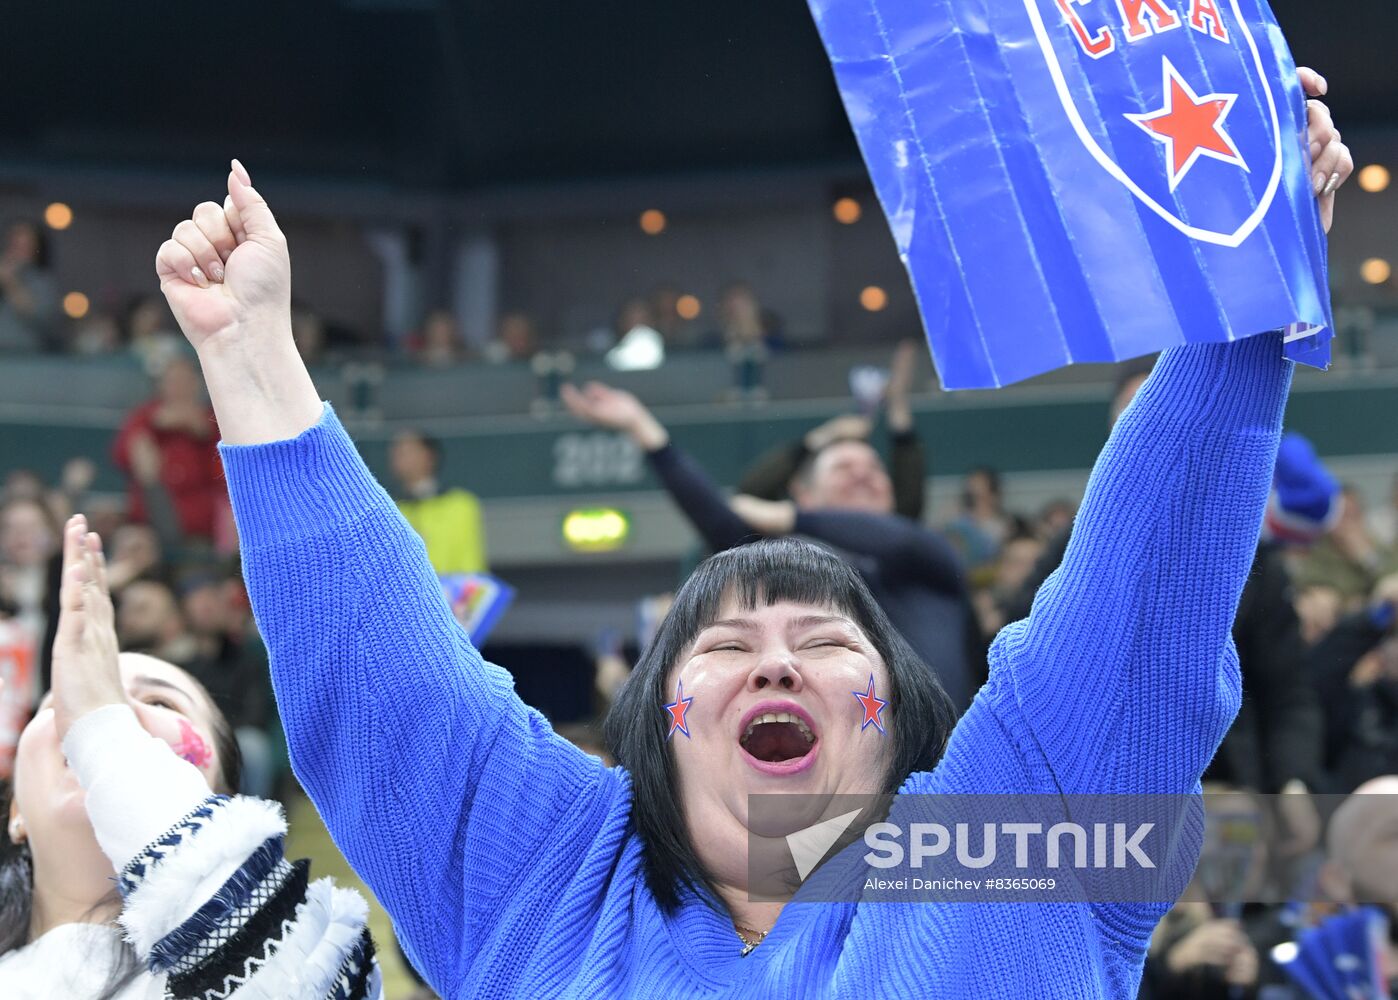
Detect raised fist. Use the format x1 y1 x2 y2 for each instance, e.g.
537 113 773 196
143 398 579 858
156 160 291 351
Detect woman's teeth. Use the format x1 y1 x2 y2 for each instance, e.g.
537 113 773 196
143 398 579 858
740 711 816 745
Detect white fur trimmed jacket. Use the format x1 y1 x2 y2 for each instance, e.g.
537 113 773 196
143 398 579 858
0 704 382 1000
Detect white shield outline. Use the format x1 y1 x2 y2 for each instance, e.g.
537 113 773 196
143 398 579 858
1022 0 1283 248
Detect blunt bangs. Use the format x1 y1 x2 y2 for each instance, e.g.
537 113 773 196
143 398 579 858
604 537 955 912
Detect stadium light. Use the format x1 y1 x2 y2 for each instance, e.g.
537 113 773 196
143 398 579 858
639 209 667 235
62 291 90 319
833 197 862 224
860 286 888 312
562 508 631 552
1360 258 1392 285
1357 165 1391 194
44 203 73 230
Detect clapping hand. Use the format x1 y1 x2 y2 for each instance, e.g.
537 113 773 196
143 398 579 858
50 515 125 742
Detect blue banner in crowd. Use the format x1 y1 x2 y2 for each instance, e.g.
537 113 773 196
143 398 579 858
808 0 1332 389
439 573 516 646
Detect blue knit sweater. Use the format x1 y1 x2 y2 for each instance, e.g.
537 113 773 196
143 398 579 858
221 336 1290 999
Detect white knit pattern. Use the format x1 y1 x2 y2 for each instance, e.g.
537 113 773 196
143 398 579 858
234 879 372 1000
168 858 296 976
119 795 288 955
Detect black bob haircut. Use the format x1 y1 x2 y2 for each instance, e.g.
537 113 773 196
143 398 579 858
604 537 955 913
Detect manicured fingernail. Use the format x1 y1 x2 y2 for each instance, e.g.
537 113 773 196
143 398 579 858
191 266 210 288
1323 173 1341 196
1313 172 1326 195
231 158 251 186
1319 75 1328 95
210 263 225 282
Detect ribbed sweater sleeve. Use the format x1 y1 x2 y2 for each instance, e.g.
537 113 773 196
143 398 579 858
980 336 1290 948
220 405 621 993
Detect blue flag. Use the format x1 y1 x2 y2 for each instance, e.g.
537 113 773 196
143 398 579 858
808 0 1332 389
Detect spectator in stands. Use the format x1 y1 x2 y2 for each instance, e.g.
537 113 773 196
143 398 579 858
291 305 328 365
1309 575 1398 791
38 457 96 528
178 568 276 796
605 298 666 370
739 341 926 521
648 284 694 349
483 310 539 364
1368 472 1398 548
561 380 980 709
1145 903 1263 998
106 523 166 593
1139 788 1284 998
973 533 1045 638
414 308 467 367
0 521 381 996
942 466 1025 573
1295 485 1398 610
124 294 184 371
1296 583 1344 646
116 579 200 668
708 282 783 352
0 472 43 507
69 311 122 356
390 428 489 575
613 298 656 345
1314 775 1398 989
112 353 228 545
0 221 58 353
0 498 58 655
1034 498 1076 543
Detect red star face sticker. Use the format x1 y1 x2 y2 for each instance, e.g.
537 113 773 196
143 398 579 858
853 675 888 734
1125 57 1248 192
664 680 693 741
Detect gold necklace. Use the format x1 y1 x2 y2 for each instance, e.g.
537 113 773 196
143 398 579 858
735 923 768 956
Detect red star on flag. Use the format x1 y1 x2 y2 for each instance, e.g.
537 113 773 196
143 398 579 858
1126 58 1248 192
664 680 693 740
852 675 888 734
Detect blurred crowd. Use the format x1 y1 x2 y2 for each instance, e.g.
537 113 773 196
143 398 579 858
0 216 793 372
3 313 1398 995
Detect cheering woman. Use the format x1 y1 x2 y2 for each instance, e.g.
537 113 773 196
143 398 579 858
153 72 1349 998
0 516 381 998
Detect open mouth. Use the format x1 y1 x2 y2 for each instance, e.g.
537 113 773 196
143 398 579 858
739 708 818 772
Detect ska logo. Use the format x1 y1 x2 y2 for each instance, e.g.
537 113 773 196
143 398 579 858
1023 0 1284 247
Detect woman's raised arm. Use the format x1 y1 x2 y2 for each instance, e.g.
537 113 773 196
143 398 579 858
981 74 1352 797
157 165 627 991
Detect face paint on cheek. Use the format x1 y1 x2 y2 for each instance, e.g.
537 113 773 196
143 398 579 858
171 719 213 770
663 680 694 741
853 674 888 735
